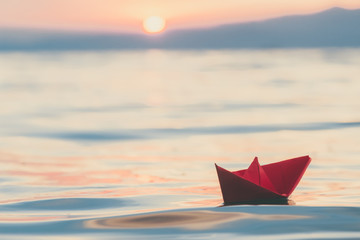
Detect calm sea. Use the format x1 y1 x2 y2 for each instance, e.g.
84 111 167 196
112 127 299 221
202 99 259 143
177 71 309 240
0 49 360 239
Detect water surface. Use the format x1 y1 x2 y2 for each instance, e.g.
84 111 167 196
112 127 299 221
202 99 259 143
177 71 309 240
0 49 359 239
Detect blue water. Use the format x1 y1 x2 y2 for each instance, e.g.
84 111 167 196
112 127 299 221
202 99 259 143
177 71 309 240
0 49 360 239
1 205 360 239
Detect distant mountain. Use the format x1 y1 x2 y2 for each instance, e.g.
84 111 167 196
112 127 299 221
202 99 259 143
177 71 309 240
1 7 359 51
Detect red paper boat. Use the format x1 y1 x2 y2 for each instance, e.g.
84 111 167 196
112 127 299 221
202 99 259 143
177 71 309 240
215 155 311 205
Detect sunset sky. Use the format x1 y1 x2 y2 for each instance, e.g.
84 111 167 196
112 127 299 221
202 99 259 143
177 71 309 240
1 0 360 33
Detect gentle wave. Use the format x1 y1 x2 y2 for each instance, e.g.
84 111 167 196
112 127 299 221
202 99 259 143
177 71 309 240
27 121 360 142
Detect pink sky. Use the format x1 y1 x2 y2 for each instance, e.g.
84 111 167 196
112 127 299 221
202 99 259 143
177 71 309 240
1 0 360 33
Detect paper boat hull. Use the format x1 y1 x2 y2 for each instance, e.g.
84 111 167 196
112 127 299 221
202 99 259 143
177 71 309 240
216 164 286 205
215 156 311 205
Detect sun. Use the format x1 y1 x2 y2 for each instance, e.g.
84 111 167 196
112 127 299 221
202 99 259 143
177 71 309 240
143 16 166 34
